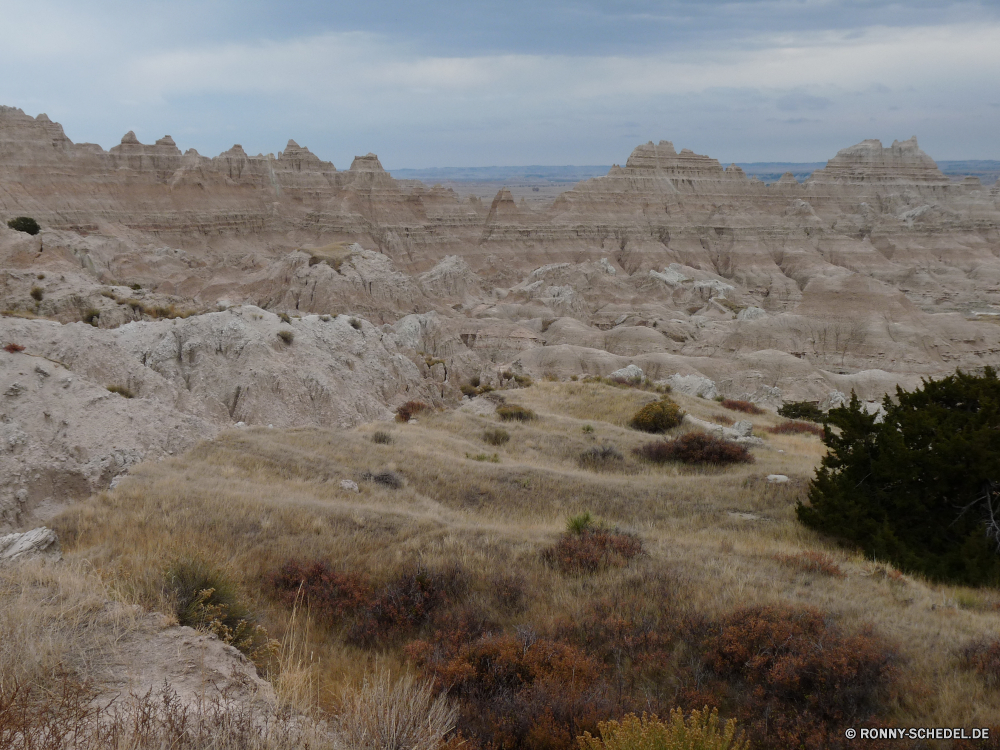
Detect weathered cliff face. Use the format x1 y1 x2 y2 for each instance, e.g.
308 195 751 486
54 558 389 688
4 104 1000 524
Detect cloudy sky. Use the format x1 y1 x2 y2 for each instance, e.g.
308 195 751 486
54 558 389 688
1 0 998 167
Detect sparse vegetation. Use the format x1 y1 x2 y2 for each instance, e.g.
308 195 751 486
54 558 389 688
106 384 135 398
29 286 43 302
583 374 672 394
719 398 763 415
500 369 533 388
37 379 1000 744
634 432 754 465
496 403 536 422
467 452 500 463
82 308 100 326
277 329 294 344
371 430 393 444
6 216 40 235
775 550 845 577
579 443 625 470
3 342 25 353
361 469 404 489
629 397 683 433
582 424 595 433
349 317 362 330
482 427 510 446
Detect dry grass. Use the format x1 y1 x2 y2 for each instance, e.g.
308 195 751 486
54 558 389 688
40 380 1000 736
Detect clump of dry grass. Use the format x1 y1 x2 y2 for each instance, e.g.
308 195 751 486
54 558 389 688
719 399 764 415
335 669 457 750
775 551 845 578
768 420 824 437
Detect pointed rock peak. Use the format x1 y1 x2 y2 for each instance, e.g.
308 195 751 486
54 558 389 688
891 136 919 151
657 140 677 154
777 172 799 184
36 113 51 122
286 139 301 149
349 153 385 172
121 131 140 145
222 144 248 156
184 148 201 157
725 163 747 179
155 135 176 147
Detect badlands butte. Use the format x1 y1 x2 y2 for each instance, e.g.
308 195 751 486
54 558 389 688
3 103 1000 528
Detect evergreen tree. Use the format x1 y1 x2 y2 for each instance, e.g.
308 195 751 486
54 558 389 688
6 216 40 235
798 368 1000 586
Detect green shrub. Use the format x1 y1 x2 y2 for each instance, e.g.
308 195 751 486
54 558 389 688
482 428 510 446
278 312 292 324
29 286 43 302
6 216 40 235
277 329 294 344
580 708 747 750
350 317 362 330
106 384 135 399
629 398 684 433
371 430 393 444
165 560 275 669
797 372 1000 586
582 424 595 434
497 404 536 422
778 401 825 422
467 452 500 463
634 433 753 465
82 308 100 326
567 511 595 535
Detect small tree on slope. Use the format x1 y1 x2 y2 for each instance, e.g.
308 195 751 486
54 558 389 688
797 368 1000 586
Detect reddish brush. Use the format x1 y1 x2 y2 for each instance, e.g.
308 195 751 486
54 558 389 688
3 343 25 353
634 432 754 465
720 399 764 415
542 529 643 574
768 420 824 437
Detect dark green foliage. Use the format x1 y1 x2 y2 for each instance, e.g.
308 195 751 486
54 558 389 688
371 430 393 444
629 398 683 433
167 559 248 630
6 216 40 235
29 286 43 302
797 370 1000 586
778 400 825 422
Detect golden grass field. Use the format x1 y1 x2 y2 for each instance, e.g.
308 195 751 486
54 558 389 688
6 381 1000 745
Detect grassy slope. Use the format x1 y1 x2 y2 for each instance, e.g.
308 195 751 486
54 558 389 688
51 381 1000 728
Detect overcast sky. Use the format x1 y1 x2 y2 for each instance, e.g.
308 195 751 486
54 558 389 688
1 0 998 167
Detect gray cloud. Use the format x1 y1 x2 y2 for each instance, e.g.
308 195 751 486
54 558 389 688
0 0 997 165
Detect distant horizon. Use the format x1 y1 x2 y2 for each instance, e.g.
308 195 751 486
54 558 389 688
1 1 998 167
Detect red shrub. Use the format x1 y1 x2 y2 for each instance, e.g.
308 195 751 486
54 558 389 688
691 605 899 750
266 560 370 625
347 564 467 646
768 420 824 437
3 343 25 353
542 530 643 574
720 399 764 415
411 631 611 750
711 414 735 426
961 639 1000 686
396 400 430 422
634 433 754 465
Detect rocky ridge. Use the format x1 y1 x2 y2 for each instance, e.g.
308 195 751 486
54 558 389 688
3 106 1000 530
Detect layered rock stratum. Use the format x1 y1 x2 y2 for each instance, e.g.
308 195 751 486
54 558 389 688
3 104 1000 528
